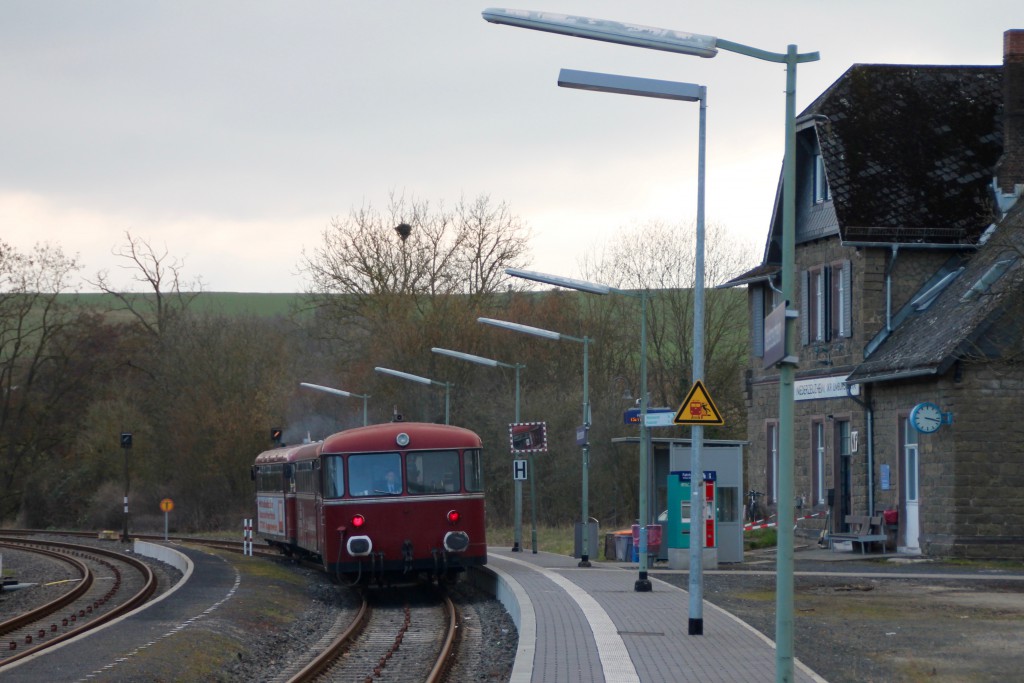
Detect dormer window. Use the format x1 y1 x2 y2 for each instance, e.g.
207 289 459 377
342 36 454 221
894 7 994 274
813 153 830 204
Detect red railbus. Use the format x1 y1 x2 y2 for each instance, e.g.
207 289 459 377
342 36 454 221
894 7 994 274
253 422 486 583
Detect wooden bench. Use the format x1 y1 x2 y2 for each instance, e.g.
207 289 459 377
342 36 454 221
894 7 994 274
828 515 887 554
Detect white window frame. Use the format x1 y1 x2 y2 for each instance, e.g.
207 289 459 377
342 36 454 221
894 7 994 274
814 153 830 204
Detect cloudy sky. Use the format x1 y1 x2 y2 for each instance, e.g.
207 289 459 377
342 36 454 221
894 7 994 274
1 2 1017 292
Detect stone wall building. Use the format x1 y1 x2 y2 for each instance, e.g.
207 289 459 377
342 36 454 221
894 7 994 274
722 29 1024 559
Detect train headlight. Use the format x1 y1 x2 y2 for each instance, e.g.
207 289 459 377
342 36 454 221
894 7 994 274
446 510 461 524
347 536 372 556
351 514 366 528
444 531 469 553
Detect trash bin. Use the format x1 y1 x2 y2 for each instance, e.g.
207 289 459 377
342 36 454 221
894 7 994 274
614 534 631 561
631 524 662 561
573 518 599 559
647 524 663 556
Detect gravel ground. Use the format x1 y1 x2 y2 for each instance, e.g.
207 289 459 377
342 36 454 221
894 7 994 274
654 545 1024 683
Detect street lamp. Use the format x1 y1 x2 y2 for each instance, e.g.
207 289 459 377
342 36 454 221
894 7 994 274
483 6 818 675
299 382 369 426
547 68 706 597
478 316 594 566
432 347 528 552
374 367 451 425
504 268 653 591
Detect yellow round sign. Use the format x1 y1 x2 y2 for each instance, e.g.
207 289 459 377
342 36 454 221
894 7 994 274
160 498 174 512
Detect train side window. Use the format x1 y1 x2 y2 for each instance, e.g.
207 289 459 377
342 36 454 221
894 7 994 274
464 449 484 492
323 455 344 498
348 452 401 497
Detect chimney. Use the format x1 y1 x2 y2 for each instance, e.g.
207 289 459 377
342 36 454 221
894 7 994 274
996 29 1024 198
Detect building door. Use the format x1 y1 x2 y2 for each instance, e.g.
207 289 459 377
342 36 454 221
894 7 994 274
899 418 921 554
834 420 852 532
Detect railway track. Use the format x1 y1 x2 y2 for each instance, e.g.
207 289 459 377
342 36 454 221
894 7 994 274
271 586 458 683
0 537 157 670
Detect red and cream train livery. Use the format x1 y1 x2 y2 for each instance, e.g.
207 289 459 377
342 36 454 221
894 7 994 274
253 422 486 582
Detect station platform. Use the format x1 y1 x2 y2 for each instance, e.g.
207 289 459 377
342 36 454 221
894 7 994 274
483 546 827 683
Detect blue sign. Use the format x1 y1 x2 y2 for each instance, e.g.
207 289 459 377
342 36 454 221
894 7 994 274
670 470 717 482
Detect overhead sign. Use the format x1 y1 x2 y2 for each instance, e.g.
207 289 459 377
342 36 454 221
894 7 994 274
623 407 674 425
673 380 724 426
645 412 677 428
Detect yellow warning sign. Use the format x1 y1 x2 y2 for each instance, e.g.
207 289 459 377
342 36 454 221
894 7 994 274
673 380 724 426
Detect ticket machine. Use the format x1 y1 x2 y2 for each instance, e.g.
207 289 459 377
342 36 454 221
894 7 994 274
666 470 717 567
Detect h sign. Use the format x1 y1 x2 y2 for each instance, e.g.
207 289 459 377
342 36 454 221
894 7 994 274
513 459 528 481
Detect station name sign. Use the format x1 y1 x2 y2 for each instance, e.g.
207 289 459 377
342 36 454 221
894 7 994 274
794 374 860 401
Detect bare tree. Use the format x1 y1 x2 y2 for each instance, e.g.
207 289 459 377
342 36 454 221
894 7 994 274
89 230 205 339
0 240 83 517
579 220 757 433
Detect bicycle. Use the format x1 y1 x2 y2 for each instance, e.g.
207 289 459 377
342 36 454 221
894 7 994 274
745 490 767 525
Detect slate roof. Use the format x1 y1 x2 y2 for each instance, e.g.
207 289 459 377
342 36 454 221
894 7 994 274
848 201 1024 383
805 64 1003 244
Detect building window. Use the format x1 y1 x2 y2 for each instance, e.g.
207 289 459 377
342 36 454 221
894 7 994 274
811 420 826 506
766 421 779 503
814 153 830 204
801 261 852 345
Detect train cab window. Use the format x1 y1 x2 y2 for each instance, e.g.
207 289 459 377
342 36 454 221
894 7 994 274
463 449 484 492
323 455 345 499
406 450 460 494
349 452 402 497
256 464 284 492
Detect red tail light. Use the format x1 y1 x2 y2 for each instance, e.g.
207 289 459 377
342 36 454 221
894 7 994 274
447 510 460 524
351 514 366 528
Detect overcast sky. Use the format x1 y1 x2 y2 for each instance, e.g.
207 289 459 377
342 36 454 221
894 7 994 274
1 2 1018 292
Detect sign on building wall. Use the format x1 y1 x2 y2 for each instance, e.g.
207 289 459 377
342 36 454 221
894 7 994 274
794 374 861 401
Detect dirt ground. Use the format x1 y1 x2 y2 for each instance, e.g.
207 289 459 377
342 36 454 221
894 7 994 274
655 545 1024 683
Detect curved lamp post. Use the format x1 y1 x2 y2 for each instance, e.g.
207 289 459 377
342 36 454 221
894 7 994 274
505 268 654 591
479 316 594 566
432 347 527 551
374 367 451 425
299 382 369 426
483 6 818 674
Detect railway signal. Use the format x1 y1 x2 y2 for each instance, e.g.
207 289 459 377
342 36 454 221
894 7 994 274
270 427 282 443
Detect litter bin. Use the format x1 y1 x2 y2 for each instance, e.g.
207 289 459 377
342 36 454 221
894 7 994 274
631 524 663 562
614 533 632 561
573 518 599 559
883 509 898 550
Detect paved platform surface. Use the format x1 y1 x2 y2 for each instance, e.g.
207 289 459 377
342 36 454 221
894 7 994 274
487 547 827 683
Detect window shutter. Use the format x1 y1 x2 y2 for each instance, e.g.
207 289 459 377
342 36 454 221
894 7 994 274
800 270 810 346
752 285 765 357
841 260 852 337
823 265 833 342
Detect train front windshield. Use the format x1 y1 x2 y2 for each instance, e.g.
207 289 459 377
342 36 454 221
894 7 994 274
322 448 485 497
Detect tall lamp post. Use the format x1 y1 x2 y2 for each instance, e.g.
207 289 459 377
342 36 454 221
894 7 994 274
479 316 594 566
504 268 654 590
374 367 451 425
432 347 527 551
482 7 818 677
549 68 707 601
299 382 370 426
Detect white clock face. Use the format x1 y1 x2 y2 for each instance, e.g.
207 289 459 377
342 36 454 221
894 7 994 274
911 403 942 433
